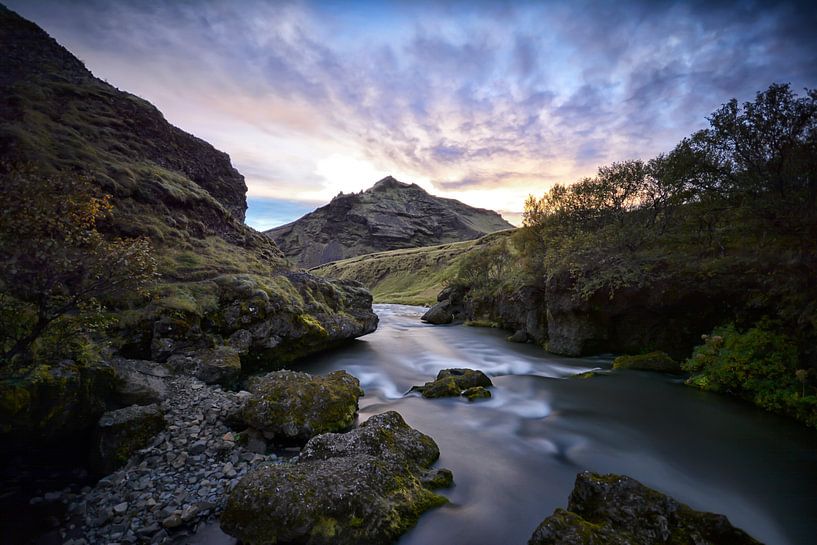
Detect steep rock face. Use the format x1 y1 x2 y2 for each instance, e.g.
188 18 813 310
267 176 513 268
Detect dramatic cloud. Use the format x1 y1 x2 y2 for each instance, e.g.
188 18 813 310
7 0 817 227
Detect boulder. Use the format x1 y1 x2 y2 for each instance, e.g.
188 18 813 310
241 370 363 444
110 357 170 406
421 301 454 324
508 329 529 343
529 472 762 545
462 386 492 401
612 351 682 374
165 346 242 386
221 411 452 545
412 368 493 399
91 403 166 475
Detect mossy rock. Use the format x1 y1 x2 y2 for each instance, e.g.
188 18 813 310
221 411 452 545
0 360 116 443
612 351 682 374
90 403 166 475
529 472 762 545
412 368 493 399
241 369 364 445
462 386 492 401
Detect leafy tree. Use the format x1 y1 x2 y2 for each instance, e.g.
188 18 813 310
0 166 157 366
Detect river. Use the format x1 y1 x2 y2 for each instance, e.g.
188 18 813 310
199 303 817 545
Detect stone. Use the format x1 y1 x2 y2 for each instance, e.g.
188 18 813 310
113 502 128 514
507 329 528 343
221 411 452 545
421 301 454 324
412 368 493 399
528 472 762 545
91 404 166 475
166 346 242 386
161 514 183 529
109 358 170 406
240 370 364 444
462 386 491 401
612 351 682 374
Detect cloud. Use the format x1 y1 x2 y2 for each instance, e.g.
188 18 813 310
6 0 817 228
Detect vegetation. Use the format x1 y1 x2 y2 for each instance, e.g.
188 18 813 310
683 323 817 427
0 166 157 368
469 83 817 425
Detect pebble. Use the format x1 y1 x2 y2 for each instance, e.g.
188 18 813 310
61 376 280 544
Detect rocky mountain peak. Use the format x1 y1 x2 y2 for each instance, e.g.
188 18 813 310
266 177 513 268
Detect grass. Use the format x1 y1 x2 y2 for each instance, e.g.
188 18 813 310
312 230 514 305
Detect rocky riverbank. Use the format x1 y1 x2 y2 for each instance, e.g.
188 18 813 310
50 376 280 545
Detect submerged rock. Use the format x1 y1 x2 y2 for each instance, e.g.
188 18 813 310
91 403 166 475
240 370 364 445
221 411 452 545
412 368 493 399
529 471 762 545
612 351 682 374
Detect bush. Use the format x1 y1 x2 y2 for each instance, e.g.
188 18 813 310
683 322 817 427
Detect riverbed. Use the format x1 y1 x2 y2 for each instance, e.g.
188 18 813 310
202 303 817 545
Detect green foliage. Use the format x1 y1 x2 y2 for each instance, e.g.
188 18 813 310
0 166 158 367
683 322 817 427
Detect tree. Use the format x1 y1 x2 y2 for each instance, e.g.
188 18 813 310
0 166 158 366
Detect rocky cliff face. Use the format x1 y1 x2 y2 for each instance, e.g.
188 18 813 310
267 176 513 268
0 5 377 444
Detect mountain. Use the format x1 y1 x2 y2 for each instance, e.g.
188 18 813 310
265 176 514 268
0 5 376 441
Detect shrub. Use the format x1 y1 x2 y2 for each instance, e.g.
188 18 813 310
683 322 817 427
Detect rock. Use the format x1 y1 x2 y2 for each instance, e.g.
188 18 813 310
412 368 493 399
113 502 128 514
462 386 491 401
422 301 454 324
507 329 528 343
161 513 183 529
166 347 242 386
240 370 364 444
109 357 170 406
612 351 682 373
91 404 166 475
528 472 762 545
221 411 452 545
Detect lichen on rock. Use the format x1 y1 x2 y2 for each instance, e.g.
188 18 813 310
529 471 762 545
240 369 364 445
221 411 453 545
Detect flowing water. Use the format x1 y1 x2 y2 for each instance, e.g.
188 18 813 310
201 304 817 545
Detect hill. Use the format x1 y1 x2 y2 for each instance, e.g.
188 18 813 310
266 176 513 268
312 230 514 305
0 4 377 443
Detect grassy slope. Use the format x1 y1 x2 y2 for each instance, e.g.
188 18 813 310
312 230 514 305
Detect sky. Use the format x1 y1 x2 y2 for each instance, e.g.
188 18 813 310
7 0 817 228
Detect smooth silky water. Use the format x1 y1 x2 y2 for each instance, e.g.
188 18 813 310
196 304 817 545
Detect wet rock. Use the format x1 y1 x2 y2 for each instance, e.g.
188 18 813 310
221 411 452 545
612 351 682 374
412 368 493 399
240 370 363 444
507 329 528 343
529 472 762 545
422 301 454 324
91 404 166 475
462 386 492 401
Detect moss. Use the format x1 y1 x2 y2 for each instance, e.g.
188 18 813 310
464 320 500 328
462 386 492 401
311 517 338 539
572 371 597 379
612 351 681 373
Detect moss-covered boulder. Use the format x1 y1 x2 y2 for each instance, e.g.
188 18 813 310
221 411 452 545
241 370 364 445
612 351 682 374
529 472 761 545
0 360 116 444
412 368 493 399
90 403 166 475
462 386 492 401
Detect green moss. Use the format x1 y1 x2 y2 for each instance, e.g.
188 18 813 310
464 320 499 328
311 517 338 539
612 351 681 373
